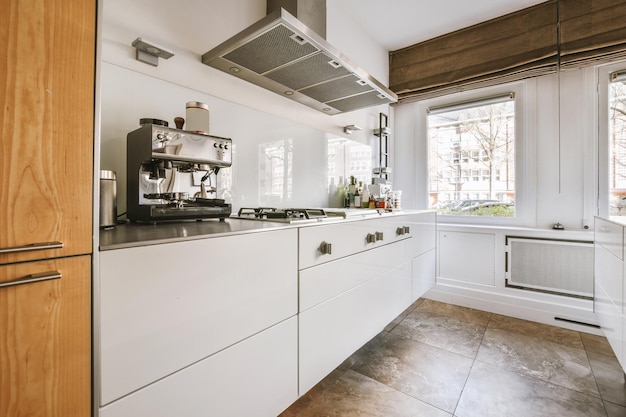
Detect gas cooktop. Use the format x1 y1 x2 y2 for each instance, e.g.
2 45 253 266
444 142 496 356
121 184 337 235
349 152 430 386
231 207 382 224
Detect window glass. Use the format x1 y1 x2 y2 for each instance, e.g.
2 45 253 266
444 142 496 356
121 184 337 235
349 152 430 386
428 97 515 217
609 76 626 215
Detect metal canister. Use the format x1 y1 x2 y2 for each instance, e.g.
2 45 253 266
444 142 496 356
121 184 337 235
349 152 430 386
99 170 117 229
185 101 210 134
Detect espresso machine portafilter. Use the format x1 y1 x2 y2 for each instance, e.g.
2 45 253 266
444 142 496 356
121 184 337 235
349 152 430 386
126 121 233 223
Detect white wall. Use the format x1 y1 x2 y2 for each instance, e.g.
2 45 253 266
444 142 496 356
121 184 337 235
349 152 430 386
101 0 391 142
99 0 393 213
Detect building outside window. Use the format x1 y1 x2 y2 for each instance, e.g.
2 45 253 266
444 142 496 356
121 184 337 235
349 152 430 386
609 71 626 215
427 94 515 217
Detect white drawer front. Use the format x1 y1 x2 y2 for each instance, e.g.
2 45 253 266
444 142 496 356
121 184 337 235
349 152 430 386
100 317 298 417
595 243 624 314
405 212 437 257
300 240 407 311
595 217 624 260
99 228 297 405
299 262 412 394
299 217 412 269
412 248 436 301
595 281 623 367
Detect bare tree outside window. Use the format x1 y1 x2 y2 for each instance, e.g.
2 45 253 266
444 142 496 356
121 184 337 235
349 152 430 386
428 99 515 217
609 80 626 215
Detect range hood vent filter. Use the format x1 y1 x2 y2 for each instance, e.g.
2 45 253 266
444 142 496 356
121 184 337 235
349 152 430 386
266 52 351 90
202 8 397 114
223 25 317 74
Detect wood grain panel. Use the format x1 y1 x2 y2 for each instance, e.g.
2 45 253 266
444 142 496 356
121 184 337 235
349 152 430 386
0 0 96 264
0 255 91 417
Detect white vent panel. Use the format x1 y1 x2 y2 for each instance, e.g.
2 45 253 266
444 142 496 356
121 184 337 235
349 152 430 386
506 237 593 298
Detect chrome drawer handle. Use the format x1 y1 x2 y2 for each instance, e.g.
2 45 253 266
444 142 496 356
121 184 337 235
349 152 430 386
375 231 384 241
0 271 62 289
396 227 405 236
0 241 63 254
403 226 410 234
319 241 332 255
366 233 377 243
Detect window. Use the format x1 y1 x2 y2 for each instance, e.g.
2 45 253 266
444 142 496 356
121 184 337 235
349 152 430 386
427 93 515 217
609 71 626 215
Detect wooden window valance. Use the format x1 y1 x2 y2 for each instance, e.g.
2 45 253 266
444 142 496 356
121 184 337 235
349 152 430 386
390 0 626 103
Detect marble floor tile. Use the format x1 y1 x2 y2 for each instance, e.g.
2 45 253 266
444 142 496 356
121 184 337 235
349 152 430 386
281 369 452 417
604 401 626 417
488 313 584 349
282 299 622 417
476 327 599 397
351 332 473 413
415 299 492 326
588 351 626 406
455 361 607 417
392 308 488 358
582 332 618 358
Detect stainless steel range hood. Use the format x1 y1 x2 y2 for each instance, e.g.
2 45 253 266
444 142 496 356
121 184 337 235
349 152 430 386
201 4 397 115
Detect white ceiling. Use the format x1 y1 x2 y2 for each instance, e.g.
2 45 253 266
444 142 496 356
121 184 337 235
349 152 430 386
335 0 547 51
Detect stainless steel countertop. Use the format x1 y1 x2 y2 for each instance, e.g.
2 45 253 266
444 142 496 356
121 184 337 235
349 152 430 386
99 218 294 251
99 210 427 251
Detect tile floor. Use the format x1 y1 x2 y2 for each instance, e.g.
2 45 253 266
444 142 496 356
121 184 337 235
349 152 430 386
280 298 626 417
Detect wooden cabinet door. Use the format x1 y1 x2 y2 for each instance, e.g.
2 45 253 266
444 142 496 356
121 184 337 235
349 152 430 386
0 255 91 417
0 0 96 264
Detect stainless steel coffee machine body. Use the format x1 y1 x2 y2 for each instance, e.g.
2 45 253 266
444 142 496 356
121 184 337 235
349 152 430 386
127 124 232 222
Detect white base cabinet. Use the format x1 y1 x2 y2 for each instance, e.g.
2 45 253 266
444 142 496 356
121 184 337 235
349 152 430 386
98 228 298 415
406 212 436 301
412 248 436 301
297 212 435 395
299 261 411 393
100 317 298 417
594 217 625 370
96 212 436 415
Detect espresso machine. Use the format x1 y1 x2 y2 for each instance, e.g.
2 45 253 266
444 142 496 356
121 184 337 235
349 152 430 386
126 121 232 223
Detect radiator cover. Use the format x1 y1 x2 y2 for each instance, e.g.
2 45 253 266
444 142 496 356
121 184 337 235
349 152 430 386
505 237 594 299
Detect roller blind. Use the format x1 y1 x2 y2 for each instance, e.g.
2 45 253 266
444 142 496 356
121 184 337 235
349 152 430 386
389 1 558 102
560 0 626 69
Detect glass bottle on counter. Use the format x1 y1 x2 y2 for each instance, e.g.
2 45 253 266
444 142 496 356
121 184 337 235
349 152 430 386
336 176 346 208
354 182 361 208
361 182 370 208
328 177 338 207
348 176 356 208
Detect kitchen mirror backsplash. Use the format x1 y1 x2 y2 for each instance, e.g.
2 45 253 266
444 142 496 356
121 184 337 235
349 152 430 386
100 63 372 216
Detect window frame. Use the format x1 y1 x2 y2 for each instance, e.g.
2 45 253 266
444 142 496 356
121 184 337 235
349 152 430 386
416 81 535 226
599 60 626 218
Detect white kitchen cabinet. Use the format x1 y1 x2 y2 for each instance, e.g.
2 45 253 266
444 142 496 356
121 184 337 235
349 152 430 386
412 249 436 300
100 317 297 417
407 212 437 301
406 212 437 258
594 217 625 370
298 215 414 269
299 239 408 311
298 212 435 395
299 261 412 394
439 230 495 286
98 228 298 408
